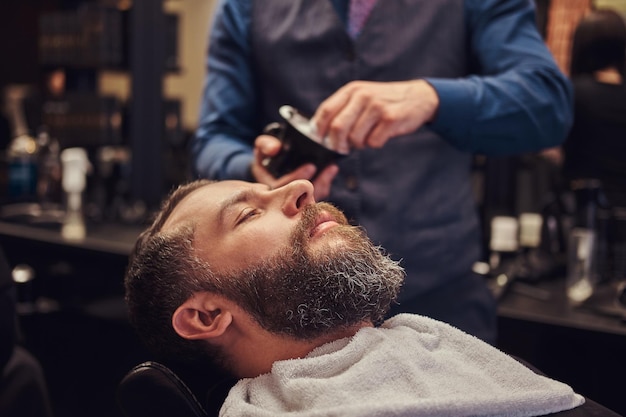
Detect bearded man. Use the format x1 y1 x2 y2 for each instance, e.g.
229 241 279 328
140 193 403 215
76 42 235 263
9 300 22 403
124 179 586 417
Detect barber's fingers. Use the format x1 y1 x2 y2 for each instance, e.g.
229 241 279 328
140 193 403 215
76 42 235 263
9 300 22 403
312 87 356 154
254 135 282 157
314 81 389 151
252 135 282 185
314 80 440 150
252 135 322 190
312 87 351 139
356 80 438 148
350 103 381 148
364 103 424 148
312 164 339 201
326 97 368 153
281 164 317 183
252 162 317 189
251 161 317 192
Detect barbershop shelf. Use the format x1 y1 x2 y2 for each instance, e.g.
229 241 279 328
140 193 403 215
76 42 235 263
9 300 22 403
498 279 626 337
0 220 144 308
0 220 142 257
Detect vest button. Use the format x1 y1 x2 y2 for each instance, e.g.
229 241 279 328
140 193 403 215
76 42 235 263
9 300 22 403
345 175 358 190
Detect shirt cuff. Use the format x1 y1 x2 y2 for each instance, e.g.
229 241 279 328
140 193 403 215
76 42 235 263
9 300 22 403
424 77 478 150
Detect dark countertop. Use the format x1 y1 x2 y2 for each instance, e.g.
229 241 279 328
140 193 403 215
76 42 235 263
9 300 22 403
498 279 626 337
0 219 144 257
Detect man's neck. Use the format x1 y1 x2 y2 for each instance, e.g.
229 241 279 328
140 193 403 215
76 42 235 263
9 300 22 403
229 321 373 378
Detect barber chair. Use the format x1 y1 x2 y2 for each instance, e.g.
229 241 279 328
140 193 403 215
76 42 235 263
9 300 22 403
117 361 236 417
117 360 622 417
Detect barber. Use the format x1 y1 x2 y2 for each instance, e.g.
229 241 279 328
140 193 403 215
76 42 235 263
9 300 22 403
192 0 573 344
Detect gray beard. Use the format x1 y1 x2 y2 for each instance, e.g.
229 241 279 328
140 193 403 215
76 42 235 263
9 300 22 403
218 203 405 339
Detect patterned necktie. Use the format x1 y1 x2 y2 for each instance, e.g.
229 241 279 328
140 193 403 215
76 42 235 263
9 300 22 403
347 0 378 39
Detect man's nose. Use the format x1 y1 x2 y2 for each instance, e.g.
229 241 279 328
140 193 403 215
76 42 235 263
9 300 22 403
279 180 316 216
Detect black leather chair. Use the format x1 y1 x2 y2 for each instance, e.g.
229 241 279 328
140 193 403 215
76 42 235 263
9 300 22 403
117 361 236 417
117 360 623 417
117 362 208 417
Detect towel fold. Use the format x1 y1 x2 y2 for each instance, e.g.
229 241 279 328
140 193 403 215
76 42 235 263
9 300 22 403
220 314 584 417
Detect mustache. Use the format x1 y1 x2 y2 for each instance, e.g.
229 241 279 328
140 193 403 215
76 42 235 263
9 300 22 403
293 202 350 241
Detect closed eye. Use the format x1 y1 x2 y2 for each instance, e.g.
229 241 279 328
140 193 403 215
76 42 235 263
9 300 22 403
235 208 260 226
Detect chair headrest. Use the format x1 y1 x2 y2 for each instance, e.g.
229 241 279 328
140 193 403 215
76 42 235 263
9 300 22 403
117 361 209 417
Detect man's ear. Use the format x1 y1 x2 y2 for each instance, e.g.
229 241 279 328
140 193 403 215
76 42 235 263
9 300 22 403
172 293 233 341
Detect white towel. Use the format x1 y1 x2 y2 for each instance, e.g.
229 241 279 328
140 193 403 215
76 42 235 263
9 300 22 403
220 314 584 417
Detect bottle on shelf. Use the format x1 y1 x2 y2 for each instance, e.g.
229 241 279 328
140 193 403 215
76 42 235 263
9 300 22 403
519 213 543 254
515 212 556 282
60 147 90 241
565 179 608 304
35 126 62 209
3 86 39 203
486 215 520 300
7 134 39 203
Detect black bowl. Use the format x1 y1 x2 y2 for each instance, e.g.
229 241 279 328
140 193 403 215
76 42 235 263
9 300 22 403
262 105 348 178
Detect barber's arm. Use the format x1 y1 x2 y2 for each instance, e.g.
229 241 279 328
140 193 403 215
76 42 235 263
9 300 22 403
313 0 573 155
427 0 573 154
192 0 257 181
192 0 338 198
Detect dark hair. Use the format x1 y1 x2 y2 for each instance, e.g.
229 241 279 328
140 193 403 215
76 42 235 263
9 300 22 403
570 9 626 77
124 179 221 362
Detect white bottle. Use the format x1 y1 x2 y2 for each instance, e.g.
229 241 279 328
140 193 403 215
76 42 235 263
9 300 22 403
515 212 547 282
519 213 543 252
60 148 90 241
566 179 603 305
487 216 520 300
566 228 596 304
489 216 520 271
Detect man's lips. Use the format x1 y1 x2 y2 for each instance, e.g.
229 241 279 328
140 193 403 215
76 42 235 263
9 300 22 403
309 212 340 238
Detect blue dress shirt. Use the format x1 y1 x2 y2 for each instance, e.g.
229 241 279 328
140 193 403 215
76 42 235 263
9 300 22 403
193 0 572 180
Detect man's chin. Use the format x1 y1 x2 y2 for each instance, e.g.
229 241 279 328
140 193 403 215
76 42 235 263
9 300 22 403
307 225 363 256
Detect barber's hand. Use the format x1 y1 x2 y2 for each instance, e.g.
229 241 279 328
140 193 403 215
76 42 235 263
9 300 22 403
251 135 339 200
312 80 439 153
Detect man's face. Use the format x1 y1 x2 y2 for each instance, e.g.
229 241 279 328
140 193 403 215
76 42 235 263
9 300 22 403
161 180 348 273
164 180 404 337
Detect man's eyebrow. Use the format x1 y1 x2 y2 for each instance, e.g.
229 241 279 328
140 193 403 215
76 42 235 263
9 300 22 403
217 189 255 225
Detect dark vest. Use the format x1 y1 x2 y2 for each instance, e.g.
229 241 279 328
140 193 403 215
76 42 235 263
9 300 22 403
250 0 481 299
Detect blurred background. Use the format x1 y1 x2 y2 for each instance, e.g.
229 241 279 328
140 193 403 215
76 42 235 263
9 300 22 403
0 1 625 416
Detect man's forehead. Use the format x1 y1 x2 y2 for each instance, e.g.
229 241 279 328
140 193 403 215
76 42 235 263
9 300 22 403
161 180 248 232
